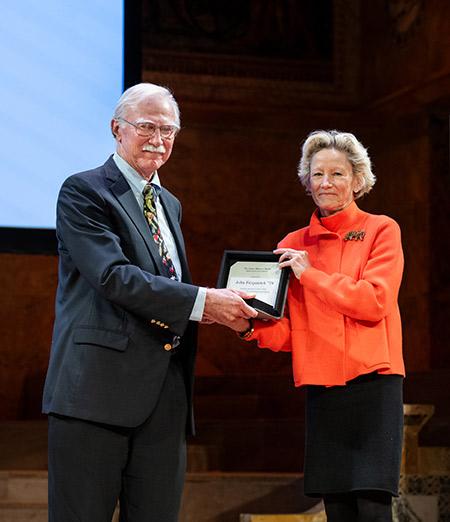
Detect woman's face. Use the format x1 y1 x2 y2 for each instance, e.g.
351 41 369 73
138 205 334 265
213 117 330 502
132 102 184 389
309 148 361 217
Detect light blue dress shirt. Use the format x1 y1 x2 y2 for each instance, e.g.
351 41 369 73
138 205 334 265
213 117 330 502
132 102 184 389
113 153 206 322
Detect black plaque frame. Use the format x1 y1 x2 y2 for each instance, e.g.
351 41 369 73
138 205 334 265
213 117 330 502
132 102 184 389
217 250 290 320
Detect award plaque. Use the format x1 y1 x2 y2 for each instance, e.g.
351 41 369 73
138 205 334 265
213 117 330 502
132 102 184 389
217 250 290 320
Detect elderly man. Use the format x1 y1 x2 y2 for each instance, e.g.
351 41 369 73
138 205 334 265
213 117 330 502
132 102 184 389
42 83 256 522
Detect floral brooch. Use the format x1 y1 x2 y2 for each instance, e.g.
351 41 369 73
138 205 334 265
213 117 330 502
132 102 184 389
344 230 365 241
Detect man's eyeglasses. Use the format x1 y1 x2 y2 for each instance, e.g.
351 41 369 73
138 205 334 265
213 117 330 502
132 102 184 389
117 118 179 139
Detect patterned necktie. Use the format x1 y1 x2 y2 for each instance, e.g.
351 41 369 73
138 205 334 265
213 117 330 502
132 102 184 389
143 183 177 280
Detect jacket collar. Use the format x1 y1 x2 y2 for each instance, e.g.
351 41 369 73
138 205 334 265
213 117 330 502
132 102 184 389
104 156 170 277
309 201 367 237
103 156 191 282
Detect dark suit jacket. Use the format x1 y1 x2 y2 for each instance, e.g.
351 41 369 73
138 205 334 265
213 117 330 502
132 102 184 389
43 156 199 432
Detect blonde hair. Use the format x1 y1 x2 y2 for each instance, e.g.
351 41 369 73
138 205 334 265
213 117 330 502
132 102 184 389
298 130 376 199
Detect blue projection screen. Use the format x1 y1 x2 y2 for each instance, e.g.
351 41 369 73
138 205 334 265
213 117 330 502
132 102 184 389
0 1 124 229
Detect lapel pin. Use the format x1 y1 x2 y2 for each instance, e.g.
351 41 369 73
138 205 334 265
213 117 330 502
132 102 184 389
344 230 365 241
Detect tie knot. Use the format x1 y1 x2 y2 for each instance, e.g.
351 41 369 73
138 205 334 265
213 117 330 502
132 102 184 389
143 182 161 201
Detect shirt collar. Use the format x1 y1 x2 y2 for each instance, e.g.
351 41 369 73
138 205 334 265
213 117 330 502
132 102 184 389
113 152 162 196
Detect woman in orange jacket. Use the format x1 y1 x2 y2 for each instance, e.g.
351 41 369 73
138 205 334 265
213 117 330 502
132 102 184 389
230 130 405 522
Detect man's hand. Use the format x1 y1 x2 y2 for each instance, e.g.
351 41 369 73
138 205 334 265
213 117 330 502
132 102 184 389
202 288 257 325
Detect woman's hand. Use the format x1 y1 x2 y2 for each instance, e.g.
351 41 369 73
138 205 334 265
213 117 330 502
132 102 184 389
274 248 311 280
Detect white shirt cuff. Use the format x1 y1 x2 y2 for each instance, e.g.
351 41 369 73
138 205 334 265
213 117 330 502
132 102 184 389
189 287 207 322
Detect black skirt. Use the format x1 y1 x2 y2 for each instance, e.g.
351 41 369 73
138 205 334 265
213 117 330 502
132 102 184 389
304 372 403 497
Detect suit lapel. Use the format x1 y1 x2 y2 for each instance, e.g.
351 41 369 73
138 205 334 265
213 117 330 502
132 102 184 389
104 158 168 276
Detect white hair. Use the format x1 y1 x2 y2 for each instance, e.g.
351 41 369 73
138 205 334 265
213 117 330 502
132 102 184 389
113 83 180 127
298 130 376 199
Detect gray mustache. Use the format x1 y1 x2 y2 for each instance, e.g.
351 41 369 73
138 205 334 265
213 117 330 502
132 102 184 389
143 145 166 153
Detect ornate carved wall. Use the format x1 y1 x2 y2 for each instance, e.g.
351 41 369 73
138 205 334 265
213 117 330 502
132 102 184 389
360 0 450 369
142 0 360 107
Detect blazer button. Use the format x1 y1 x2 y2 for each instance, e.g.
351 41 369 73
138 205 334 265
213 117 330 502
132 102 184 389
163 343 172 351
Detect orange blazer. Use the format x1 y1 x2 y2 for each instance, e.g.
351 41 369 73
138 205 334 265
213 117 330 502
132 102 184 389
248 201 405 386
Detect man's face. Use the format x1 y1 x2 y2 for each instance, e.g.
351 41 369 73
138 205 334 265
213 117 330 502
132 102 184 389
111 96 178 180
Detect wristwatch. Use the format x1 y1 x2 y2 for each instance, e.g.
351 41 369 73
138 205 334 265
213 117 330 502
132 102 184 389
237 319 254 340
